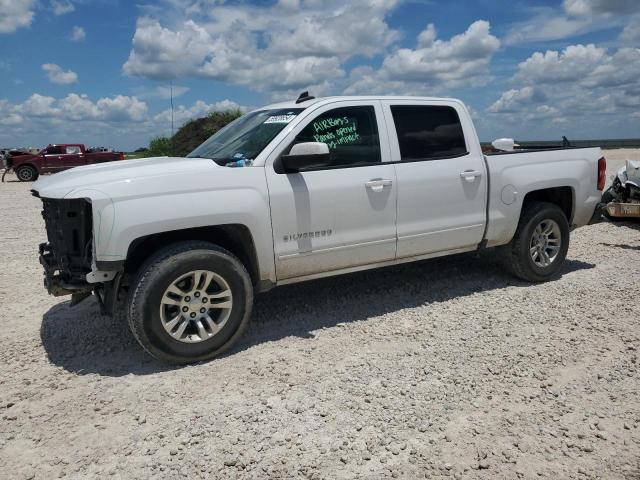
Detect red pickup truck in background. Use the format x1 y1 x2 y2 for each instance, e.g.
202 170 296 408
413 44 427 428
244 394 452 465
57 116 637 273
5 144 124 182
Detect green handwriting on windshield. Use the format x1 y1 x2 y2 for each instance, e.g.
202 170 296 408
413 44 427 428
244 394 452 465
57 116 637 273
311 117 360 150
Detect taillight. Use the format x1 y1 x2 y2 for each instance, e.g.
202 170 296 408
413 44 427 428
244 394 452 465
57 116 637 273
597 157 606 191
118 152 125 161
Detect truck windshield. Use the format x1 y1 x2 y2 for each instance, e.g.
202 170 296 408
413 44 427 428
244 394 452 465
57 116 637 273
187 108 305 165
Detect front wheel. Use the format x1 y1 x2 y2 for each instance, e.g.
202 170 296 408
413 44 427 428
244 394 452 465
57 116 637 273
15 165 38 182
128 241 253 364
501 202 570 282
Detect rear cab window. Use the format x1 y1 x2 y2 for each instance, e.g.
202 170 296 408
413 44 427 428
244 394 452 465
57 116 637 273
390 105 467 161
65 146 81 154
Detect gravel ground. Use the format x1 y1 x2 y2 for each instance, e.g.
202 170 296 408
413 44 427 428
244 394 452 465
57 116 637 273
1 150 639 479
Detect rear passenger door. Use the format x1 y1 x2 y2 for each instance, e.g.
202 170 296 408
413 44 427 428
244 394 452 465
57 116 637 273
381 101 487 258
60 145 86 169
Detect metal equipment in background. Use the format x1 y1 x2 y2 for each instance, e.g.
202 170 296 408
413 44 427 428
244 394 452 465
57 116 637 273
602 160 640 219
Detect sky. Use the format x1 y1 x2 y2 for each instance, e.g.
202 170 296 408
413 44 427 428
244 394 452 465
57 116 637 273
0 0 639 151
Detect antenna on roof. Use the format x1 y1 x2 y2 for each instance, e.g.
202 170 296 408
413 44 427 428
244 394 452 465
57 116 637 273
296 91 315 104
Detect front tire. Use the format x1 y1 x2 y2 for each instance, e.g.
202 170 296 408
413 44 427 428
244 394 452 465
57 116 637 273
15 165 38 182
501 202 570 282
128 241 253 364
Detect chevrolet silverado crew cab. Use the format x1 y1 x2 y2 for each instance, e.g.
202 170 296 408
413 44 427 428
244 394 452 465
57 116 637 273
32 95 606 364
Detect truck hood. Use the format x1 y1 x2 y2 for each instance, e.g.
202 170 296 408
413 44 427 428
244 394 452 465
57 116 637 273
9 153 39 165
33 156 225 199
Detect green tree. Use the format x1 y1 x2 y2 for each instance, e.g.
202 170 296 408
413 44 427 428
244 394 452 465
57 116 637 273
170 109 243 157
147 136 172 157
141 109 243 158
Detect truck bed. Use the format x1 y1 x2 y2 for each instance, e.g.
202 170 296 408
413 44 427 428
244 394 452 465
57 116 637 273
483 146 603 247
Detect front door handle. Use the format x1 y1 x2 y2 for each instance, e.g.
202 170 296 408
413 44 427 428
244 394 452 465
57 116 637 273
365 179 392 192
460 170 482 182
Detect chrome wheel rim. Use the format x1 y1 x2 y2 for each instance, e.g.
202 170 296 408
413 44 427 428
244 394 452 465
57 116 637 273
159 270 233 343
530 219 561 268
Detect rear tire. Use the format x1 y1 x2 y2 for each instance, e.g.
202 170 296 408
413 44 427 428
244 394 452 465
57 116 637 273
128 241 253 364
15 165 38 182
501 201 570 282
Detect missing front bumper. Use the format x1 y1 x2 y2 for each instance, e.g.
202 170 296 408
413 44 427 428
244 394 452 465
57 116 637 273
39 242 92 297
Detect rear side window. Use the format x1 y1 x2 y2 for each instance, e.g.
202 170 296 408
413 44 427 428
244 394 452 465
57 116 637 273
65 146 81 154
390 105 467 161
293 106 381 168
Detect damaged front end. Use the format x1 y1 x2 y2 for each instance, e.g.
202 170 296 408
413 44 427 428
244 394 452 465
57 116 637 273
38 196 94 302
37 194 123 315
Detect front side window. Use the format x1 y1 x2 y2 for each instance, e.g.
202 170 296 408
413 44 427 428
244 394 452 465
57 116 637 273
293 106 381 168
45 146 63 155
390 105 467 161
188 108 304 165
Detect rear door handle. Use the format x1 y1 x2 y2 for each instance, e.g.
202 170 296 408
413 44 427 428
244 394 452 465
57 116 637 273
460 170 482 182
365 179 392 192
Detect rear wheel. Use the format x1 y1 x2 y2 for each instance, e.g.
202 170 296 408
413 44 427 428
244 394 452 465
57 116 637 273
128 241 253 364
501 201 570 282
15 165 38 182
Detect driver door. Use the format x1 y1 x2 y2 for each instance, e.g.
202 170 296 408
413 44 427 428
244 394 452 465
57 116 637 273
42 146 65 173
265 101 397 281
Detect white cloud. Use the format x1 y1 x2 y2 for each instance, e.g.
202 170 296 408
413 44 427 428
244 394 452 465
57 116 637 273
42 63 78 85
123 0 399 95
0 94 245 150
345 20 500 95
51 0 74 16
512 44 640 90
21 93 58 117
504 12 594 45
0 0 35 34
71 25 85 41
505 1 640 45
267 3 399 59
0 93 243 137
619 19 640 44
0 100 24 125
513 44 607 84
144 85 190 100
487 43 640 134
488 87 547 113
2 93 148 124
153 99 245 127
563 0 640 17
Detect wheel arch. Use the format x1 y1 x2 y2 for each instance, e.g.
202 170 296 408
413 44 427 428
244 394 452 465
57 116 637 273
124 224 262 288
15 162 38 172
521 186 574 225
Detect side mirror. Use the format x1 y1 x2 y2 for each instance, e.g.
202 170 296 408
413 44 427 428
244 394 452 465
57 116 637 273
491 138 516 152
278 142 331 173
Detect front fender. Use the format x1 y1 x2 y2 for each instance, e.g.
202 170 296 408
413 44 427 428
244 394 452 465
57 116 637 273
92 187 275 283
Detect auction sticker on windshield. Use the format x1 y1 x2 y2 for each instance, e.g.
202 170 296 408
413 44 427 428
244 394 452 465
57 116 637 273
264 114 298 124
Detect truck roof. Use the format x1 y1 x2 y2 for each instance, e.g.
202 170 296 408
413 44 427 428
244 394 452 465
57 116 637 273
260 95 463 111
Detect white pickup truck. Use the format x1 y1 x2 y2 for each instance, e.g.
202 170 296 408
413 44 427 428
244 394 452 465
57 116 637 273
33 95 606 364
